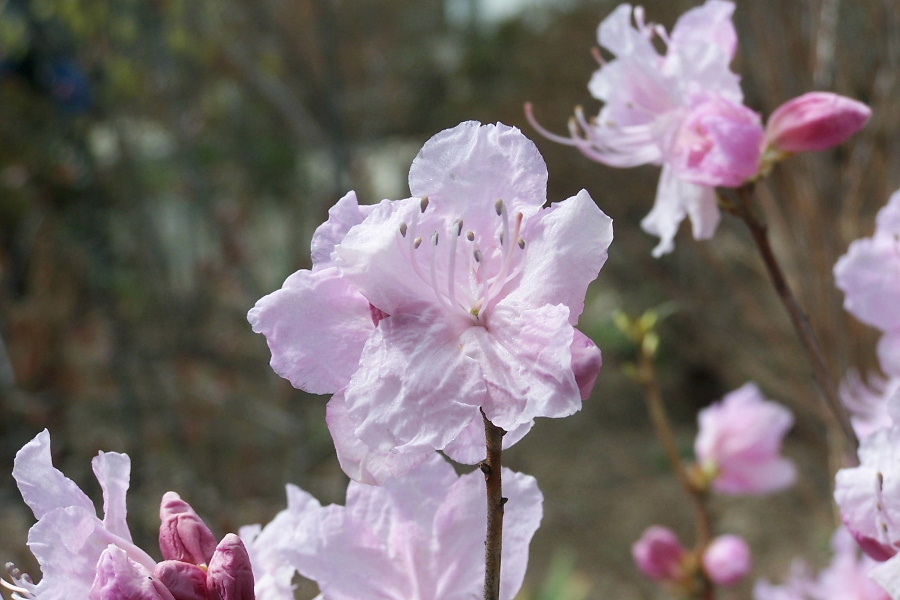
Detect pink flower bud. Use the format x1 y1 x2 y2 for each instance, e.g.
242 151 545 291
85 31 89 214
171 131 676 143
159 492 218 565
207 534 256 600
571 329 602 400
632 526 687 582
154 561 210 600
702 534 751 586
669 94 764 188
766 92 871 153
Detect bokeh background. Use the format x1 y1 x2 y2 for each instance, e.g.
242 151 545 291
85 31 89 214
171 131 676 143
1 0 898 598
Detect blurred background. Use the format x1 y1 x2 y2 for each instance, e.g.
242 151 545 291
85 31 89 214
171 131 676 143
0 0 898 598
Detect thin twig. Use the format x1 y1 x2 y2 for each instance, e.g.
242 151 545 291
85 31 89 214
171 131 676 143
732 184 859 460
636 348 715 600
481 410 506 600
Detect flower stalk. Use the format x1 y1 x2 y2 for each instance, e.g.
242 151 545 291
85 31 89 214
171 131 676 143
482 410 506 600
730 184 859 460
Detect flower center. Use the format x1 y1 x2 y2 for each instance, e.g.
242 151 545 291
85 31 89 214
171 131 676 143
398 197 526 324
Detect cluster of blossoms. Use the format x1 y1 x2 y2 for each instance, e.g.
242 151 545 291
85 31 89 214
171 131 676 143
2 430 255 600
527 0 870 256
250 120 612 483
633 382 795 592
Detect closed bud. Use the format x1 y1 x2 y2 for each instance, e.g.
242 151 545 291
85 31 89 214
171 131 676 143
570 329 602 400
632 526 687 582
159 492 218 565
702 534 751 586
154 561 210 600
766 92 871 153
207 534 255 600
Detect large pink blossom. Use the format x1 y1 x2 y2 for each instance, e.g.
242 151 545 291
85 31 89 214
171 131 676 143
527 1 760 256
835 189 900 378
249 121 612 482
3 430 254 600
753 527 890 600
241 454 543 600
694 382 796 495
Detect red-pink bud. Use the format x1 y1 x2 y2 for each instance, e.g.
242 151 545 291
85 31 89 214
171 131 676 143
206 534 255 600
702 534 751 586
570 329 602 400
154 561 210 600
766 92 871 153
159 492 218 565
632 526 687 582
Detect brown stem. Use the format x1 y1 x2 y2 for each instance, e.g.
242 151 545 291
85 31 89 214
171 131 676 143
482 411 506 600
637 350 715 600
733 184 859 459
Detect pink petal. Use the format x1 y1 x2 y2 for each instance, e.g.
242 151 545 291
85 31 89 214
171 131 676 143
92 451 133 544
834 236 900 333
310 191 375 271
90 545 175 600
641 165 718 257
669 0 738 60
468 303 581 431
766 92 871 153
13 430 94 521
432 466 543 600
407 121 548 223
325 393 433 484
571 329 603 400
869 552 900 599
248 266 374 394
504 190 612 324
344 308 485 452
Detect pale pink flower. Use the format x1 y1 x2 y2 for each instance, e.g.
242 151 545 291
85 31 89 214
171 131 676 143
702 534 751 586
527 1 761 256
3 430 255 600
242 454 543 600
694 383 796 495
631 526 687 582
249 121 612 482
766 92 871 153
835 190 900 378
753 527 890 600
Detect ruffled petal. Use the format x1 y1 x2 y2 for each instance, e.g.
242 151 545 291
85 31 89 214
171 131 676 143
92 451 133 543
333 197 438 315
641 164 716 257
834 235 900 332
869 551 900 599
504 190 612 323
28 507 156 600
669 0 738 59
310 191 375 271
13 430 94 521
248 266 373 394
89 545 175 600
467 303 581 431
344 308 486 452
407 121 548 220
878 332 900 379
326 393 433 484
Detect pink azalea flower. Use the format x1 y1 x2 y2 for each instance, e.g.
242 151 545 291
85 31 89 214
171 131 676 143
694 382 796 495
631 526 687 582
702 534 751 586
766 92 871 154
249 121 612 482
835 189 900 378
527 1 762 256
241 454 543 600
3 430 255 600
753 527 890 600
